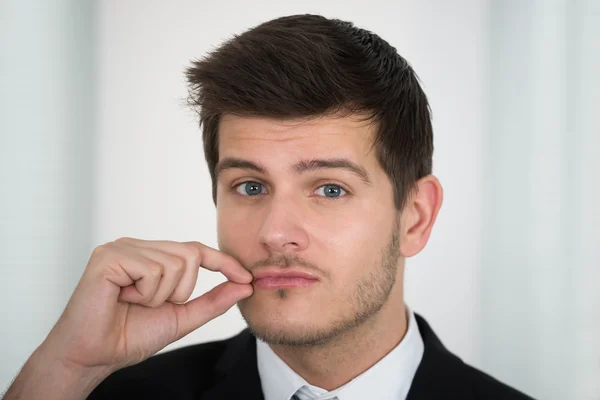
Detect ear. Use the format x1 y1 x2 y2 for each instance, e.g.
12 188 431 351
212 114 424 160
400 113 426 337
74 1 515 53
399 175 443 257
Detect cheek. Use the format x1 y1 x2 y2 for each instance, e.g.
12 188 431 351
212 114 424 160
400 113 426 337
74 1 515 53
315 210 388 281
316 200 390 250
320 202 395 276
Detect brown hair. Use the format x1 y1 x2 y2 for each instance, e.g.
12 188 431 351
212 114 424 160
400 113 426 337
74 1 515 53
186 14 433 210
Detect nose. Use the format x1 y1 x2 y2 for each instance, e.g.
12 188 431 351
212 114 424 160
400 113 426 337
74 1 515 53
258 195 309 253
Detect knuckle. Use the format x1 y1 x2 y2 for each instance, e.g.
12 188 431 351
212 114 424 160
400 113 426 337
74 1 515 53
91 244 106 257
147 262 163 279
114 237 133 244
90 244 117 269
183 242 202 266
171 256 186 274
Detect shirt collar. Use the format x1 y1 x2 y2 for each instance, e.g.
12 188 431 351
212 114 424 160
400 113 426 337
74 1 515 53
256 306 424 400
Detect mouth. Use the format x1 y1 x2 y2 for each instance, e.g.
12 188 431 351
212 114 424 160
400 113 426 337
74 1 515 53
252 267 320 290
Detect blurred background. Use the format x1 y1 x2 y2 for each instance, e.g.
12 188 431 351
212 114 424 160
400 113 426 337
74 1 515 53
1 1 598 399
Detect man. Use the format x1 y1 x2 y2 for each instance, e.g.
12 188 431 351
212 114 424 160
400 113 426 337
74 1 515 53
4 14 534 400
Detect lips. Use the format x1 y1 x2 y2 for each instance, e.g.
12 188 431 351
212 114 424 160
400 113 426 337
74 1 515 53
252 268 319 289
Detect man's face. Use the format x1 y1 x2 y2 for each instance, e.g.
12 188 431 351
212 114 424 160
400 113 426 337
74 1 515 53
216 113 403 346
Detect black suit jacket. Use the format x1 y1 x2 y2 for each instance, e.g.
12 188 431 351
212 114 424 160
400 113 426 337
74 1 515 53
88 314 534 399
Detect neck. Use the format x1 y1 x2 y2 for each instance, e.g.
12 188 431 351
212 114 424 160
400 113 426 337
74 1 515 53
269 290 408 391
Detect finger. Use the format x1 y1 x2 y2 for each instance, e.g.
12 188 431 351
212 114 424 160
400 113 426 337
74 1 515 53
183 241 252 284
114 238 198 303
132 247 186 307
173 281 253 340
168 259 199 303
136 247 195 304
108 254 163 305
115 238 252 284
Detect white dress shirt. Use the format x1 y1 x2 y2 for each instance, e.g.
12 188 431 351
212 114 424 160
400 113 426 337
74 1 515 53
256 307 424 400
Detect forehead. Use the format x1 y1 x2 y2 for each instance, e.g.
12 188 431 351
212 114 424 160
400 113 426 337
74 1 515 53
218 113 377 160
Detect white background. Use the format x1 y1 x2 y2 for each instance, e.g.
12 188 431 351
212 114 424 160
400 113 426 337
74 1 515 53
1 1 598 399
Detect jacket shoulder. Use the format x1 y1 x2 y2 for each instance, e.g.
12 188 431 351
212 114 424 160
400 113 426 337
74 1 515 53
409 314 535 400
462 363 534 400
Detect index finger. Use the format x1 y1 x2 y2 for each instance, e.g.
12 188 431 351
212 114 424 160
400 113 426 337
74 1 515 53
184 241 253 284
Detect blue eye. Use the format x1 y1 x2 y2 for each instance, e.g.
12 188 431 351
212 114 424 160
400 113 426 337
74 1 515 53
236 181 265 196
315 184 346 198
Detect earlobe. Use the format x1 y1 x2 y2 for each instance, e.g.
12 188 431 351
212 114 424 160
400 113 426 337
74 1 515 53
399 175 443 257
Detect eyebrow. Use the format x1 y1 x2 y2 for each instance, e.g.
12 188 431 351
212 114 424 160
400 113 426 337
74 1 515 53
292 158 372 185
215 158 266 176
215 157 372 185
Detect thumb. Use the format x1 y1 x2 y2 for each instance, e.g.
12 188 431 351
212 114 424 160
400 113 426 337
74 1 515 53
175 281 253 339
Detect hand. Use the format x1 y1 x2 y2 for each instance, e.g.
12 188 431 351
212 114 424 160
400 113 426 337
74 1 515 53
40 238 253 374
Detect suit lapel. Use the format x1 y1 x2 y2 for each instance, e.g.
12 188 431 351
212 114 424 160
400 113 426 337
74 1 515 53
406 314 474 399
202 329 264 400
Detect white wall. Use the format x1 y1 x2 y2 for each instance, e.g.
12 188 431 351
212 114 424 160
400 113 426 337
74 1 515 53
481 1 600 399
0 0 95 391
94 0 487 369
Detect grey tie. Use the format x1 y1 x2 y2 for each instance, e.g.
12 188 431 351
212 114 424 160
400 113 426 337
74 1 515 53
291 394 338 400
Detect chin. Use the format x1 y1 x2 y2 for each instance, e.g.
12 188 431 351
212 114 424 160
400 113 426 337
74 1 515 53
245 319 335 347
237 294 331 346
